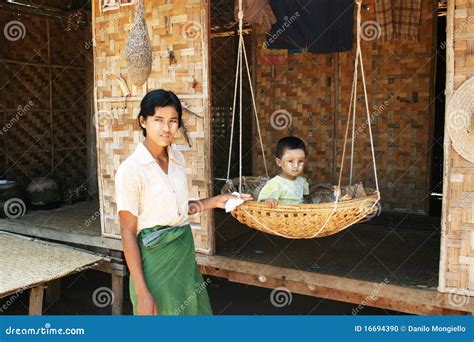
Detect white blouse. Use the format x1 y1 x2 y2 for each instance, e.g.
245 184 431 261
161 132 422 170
115 142 189 233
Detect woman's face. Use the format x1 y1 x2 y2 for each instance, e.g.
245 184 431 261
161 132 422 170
276 148 306 179
140 106 179 147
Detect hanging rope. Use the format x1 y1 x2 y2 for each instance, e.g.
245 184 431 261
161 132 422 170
309 0 380 238
226 0 269 191
226 0 380 239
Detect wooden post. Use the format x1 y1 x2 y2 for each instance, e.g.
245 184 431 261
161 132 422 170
29 285 45 316
438 0 455 294
111 274 123 315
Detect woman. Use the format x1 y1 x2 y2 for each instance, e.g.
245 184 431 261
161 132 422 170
115 89 250 315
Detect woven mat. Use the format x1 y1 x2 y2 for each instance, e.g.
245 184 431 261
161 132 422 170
0 232 104 297
447 77 474 163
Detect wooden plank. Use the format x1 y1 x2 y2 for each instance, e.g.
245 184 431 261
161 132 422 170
196 254 474 315
0 225 122 250
29 285 45 316
439 0 456 294
111 274 123 315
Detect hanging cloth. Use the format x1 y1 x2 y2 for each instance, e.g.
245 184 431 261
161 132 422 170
234 0 277 32
266 0 354 53
124 0 153 86
375 0 422 42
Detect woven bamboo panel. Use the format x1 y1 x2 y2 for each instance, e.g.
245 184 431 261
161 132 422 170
53 110 87 148
2 63 49 109
50 20 87 66
0 12 48 64
211 34 253 182
5 110 52 153
52 68 86 111
253 0 434 214
94 0 213 253
439 0 474 297
53 148 88 193
0 8 89 200
254 51 337 183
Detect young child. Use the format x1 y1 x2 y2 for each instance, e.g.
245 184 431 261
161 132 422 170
257 136 310 208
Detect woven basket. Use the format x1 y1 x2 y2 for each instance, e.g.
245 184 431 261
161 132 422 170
124 0 152 86
222 176 380 239
447 77 474 163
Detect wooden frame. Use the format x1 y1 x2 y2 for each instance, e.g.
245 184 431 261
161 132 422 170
197 254 474 315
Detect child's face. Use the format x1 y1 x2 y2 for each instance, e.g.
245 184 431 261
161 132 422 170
276 148 306 179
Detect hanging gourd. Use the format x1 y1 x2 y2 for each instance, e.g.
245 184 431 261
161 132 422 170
124 0 152 86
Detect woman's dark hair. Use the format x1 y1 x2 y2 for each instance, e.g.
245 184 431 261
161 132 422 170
276 136 306 158
137 89 182 137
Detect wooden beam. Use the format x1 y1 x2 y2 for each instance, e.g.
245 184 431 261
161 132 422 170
29 285 45 316
0 224 123 250
438 0 455 294
196 254 474 315
111 274 123 315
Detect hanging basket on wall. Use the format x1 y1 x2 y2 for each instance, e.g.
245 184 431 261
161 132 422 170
124 0 153 86
447 77 474 163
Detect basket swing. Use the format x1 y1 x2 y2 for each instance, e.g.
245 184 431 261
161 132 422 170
222 0 381 239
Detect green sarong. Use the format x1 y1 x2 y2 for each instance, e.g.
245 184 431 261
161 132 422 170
129 224 212 315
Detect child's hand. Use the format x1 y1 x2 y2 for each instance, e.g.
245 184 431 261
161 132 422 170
264 198 278 208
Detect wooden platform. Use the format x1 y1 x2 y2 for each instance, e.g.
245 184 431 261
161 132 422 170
215 215 440 290
196 254 473 315
0 232 105 315
199 211 474 315
0 200 121 250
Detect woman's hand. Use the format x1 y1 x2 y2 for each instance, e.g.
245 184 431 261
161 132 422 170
213 193 253 209
136 289 158 315
189 194 253 214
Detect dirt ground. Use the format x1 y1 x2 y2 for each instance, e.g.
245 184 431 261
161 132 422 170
1 269 399 315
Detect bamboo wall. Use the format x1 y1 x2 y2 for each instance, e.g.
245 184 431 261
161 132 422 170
253 1 435 214
93 0 213 253
439 0 474 296
0 8 90 196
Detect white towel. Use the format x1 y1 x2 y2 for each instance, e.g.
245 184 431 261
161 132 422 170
225 192 246 213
